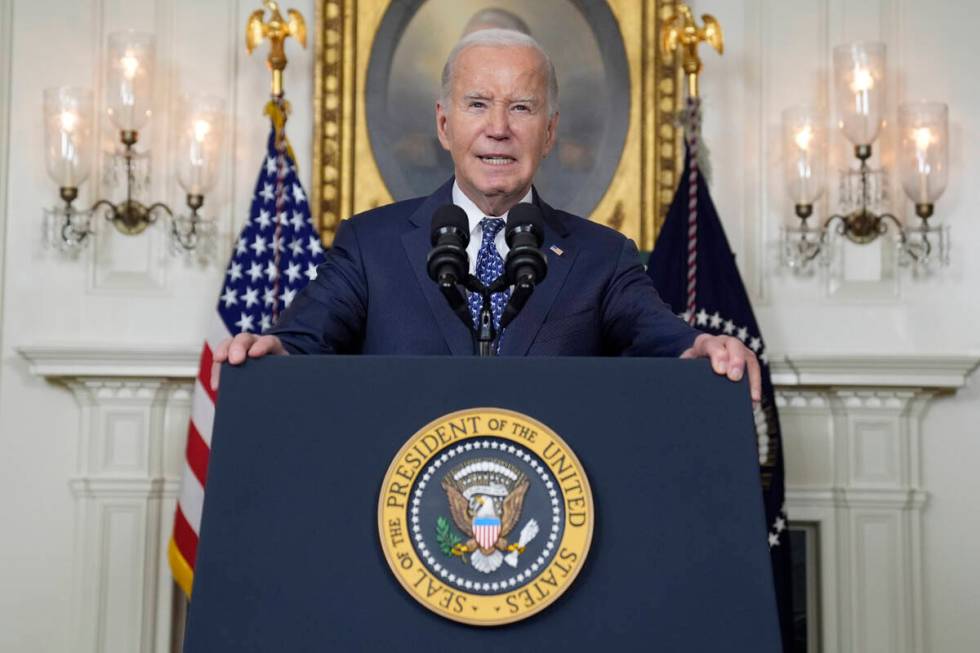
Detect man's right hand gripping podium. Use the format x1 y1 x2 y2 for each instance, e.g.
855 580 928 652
190 27 780 653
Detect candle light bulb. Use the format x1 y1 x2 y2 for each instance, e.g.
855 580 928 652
59 110 79 133
783 106 826 207
912 127 933 153
44 86 93 189
835 43 885 145
193 119 211 143
794 125 813 151
177 94 223 196
850 66 874 93
898 101 947 207
121 52 140 80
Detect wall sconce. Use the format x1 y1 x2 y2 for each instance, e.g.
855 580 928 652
43 31 223 256
781 42 950 272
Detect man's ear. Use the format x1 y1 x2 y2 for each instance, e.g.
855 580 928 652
435 101 451 151
542 111 559 156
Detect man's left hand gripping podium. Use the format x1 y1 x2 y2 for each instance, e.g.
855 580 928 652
184 356 781 652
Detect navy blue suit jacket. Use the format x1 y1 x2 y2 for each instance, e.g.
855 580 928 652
269 179 700 357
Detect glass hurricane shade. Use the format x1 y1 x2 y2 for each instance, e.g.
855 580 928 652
44 86 93 188
783 106 827 206
834 41 886 145
898 101 948 205
106 31 155 131
175 95 224 195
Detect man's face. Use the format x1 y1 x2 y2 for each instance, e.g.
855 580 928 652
436 45 559 216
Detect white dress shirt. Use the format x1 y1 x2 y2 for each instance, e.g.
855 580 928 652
452 181 533 275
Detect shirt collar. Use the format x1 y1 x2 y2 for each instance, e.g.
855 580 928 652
452 181 533 237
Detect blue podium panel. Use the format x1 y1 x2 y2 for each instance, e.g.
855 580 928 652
185 357 781 651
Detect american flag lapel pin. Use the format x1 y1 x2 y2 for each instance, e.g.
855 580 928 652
549 245 564 256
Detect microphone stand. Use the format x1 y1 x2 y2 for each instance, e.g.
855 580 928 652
441 270 529 357
461 275 510 357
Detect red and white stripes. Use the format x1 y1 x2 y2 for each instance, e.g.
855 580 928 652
169 317 230 596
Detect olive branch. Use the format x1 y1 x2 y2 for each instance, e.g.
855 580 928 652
435 516 463 556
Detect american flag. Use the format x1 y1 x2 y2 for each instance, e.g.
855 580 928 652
168 100 325 597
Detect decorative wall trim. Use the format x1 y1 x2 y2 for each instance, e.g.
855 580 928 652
69 478 180 499
770 353 980 388
788 487 928 510
18 344 200 378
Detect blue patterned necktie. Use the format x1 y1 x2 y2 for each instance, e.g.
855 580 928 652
468 217 510 334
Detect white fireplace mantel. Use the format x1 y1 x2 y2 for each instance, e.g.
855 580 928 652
770 353 979 389
18 345 980 653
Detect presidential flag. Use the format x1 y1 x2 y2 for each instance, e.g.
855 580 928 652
168 98 325 597
647 98 795 647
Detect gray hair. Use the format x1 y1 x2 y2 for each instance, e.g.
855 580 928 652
440 28 559 115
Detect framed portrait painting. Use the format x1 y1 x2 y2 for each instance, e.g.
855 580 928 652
313 0 682 251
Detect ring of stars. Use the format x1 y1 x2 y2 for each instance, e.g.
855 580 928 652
410 439 563 594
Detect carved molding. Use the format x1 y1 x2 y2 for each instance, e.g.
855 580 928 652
19 344 199 378
69 478 181 499
770 353 980 389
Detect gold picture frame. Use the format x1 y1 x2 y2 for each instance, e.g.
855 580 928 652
312 0 681 250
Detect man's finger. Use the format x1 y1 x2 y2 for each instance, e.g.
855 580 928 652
212 336 233 363
707 339 729 374
227 333 258 365
211 361 221 393
248 335 286 358
210 337 236 392
726 343 745 382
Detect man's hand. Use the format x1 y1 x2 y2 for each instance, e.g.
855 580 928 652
210 333 288 391
681 333 762 402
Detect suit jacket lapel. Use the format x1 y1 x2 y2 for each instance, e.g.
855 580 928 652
498 191 578 356
402 179 474 356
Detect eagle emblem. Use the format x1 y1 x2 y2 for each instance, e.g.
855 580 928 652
439 458 540 574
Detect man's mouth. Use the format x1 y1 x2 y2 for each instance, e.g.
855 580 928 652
477 155 516 166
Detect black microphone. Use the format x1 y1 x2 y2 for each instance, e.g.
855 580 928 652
426 204 473 332
426 204 470 287
504 203 547 286
500 203 548 329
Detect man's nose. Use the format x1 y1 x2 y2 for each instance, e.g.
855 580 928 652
485 104 511 140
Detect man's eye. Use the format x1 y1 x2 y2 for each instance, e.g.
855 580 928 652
468 101 486 109
513 104 530 112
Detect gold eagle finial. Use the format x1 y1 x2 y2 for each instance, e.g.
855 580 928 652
661 3 724 98
246 0 307 96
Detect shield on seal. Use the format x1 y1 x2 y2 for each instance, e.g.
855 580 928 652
473 516 501 550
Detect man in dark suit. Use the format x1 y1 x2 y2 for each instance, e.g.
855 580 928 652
215 28 761 399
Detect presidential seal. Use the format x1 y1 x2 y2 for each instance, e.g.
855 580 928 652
378 408 594 626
